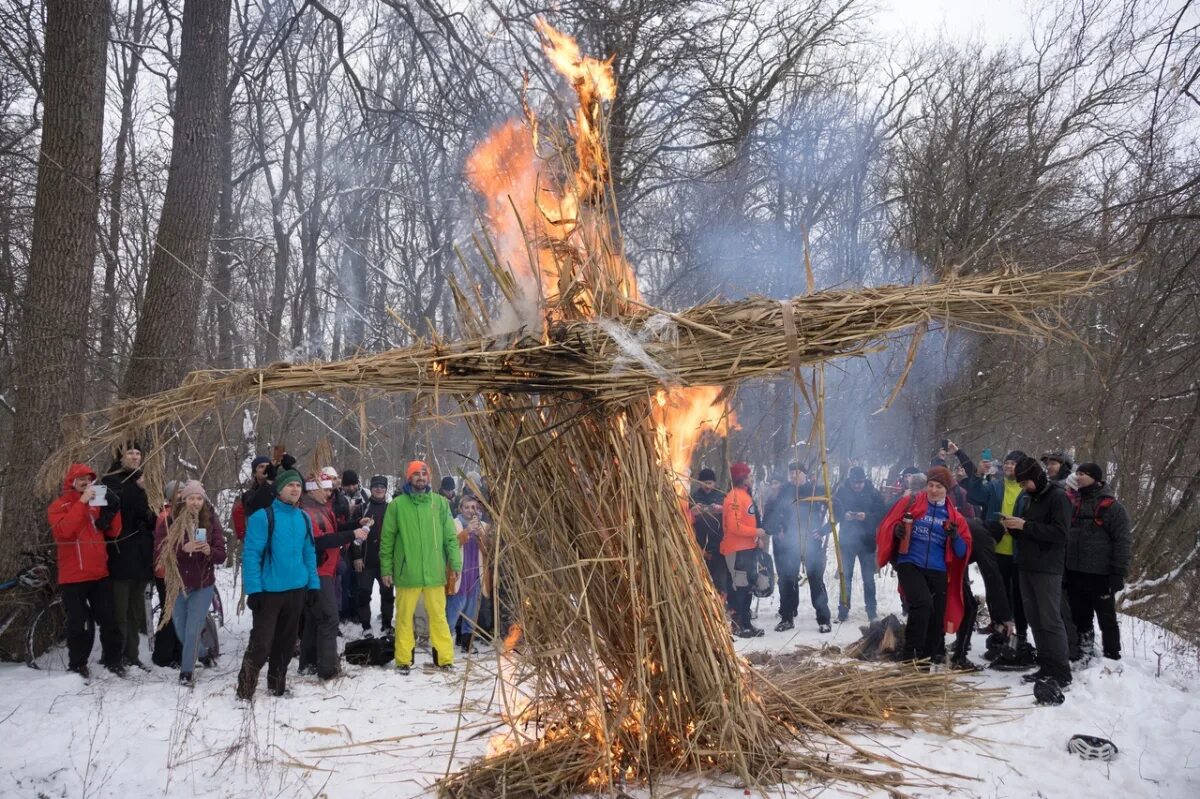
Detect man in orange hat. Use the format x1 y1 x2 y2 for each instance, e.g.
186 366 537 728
380 461 462 674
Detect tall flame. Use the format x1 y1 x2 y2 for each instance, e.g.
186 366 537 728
465 22 732 486
653 387 738 490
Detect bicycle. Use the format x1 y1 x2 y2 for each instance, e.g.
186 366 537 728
0 550 67 669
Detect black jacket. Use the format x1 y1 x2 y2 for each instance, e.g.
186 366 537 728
353 496 390 569
1065 484 1132 577
242 480 276 516
102 465 156 581
831 480 886 549
1004 480 1071 575
689 486 724 557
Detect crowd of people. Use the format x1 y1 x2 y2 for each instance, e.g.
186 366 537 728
47 444 491 696
690 442 1133 705
46 436 1132 706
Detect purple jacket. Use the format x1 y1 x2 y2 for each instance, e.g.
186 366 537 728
153 512 227 590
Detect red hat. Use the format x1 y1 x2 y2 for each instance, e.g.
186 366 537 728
730 462 751 484
926 465 954 489
406 460 429 480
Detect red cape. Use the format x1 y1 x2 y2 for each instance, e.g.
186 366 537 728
876 491 973 633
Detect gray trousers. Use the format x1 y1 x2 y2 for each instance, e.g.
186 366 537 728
1019 570 1070 680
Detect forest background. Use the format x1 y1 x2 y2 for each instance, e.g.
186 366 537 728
0 0 1198 637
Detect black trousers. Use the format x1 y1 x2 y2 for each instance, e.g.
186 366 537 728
995 554 1027 637
896 562 947 661
237 588 305 698
60 578 122 669
1065 570 1121 658
299 575 340 678
703 549 729 602
952 572 976 661
775 548 800 622
355 565 394 631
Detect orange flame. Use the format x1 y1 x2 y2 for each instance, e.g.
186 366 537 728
466 19 640 323
653 387 738 488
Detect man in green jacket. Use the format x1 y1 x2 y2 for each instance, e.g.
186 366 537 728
381 460 462 673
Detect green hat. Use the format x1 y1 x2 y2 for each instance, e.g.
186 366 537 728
274 469 303 492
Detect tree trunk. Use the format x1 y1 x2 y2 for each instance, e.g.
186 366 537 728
122 0 230 397
98 0 148 403
2 0 110 551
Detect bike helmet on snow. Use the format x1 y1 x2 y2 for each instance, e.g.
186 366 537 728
1067 734 1118 761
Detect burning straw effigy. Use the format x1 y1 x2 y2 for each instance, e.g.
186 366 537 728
43 21 1122 798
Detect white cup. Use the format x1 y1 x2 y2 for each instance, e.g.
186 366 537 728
89 484 108 506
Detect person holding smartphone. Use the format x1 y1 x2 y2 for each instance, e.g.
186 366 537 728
154 480 226 686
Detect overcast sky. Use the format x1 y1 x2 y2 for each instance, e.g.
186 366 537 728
875 0 1029 45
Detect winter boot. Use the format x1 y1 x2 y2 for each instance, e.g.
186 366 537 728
774 619 794 632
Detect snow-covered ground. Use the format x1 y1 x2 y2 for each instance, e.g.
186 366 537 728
1 565 1197 798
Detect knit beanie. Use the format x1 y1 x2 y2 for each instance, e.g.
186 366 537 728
787 462 807 474
275 469 303 492
341 469 359 486
164 480 182 502
250 455 271 471
1004 450 1028 465
1014 456 1044 484
730 462 751 484
406 460 429 480
1077 462 1104 483
847 466 867 482
179 480 208 503
440 475 456 492
697 467 717 482
926 465 954 489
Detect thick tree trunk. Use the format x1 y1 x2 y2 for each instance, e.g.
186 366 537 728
1 0 110 551
122 0 230 397
98 0 148 403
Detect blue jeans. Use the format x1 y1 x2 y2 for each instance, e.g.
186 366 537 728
444 587 483 640
172 584 214 674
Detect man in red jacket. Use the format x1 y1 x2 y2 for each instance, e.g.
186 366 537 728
722 462 768 638
49 464 126 678
298 472 368 679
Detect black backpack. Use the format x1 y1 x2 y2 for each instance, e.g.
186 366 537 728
344 634 395 666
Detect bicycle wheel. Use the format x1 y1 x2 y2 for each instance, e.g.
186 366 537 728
26 599 68 670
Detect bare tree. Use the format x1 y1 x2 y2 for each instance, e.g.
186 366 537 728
123 0 230 397
2 0 110 554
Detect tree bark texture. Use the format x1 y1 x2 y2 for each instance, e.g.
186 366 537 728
123 0 230 397
2 0 110 552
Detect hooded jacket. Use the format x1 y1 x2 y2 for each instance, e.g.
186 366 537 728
242 498 320 595
102 464 157 581
380 484 462 588
1066 483 1132 576
49 464 124 585
987 478 1071 575
876 492 972 633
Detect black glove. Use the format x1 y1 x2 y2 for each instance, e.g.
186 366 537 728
945 521 959 539
96 504 118 529
247 593 262 612
306 588 321 607
1107 574 1124 595
892 523 905 540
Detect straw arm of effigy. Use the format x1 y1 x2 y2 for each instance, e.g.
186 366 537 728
46 267 1116 479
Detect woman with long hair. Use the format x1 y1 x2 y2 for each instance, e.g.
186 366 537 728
154 481 226 686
